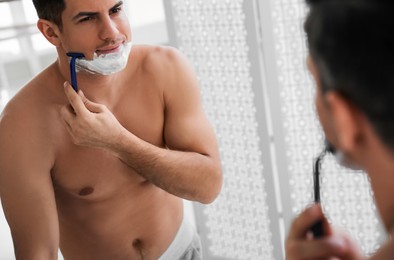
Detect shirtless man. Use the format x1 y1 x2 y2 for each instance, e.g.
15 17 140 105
286 0 394 259
0 0 222 259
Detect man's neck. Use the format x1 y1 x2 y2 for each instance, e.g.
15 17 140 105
361 124 394 234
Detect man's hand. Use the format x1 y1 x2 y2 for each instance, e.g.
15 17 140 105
286 204 363 260
60 81 125 148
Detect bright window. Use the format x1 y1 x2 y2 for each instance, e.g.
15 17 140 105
0 3 13 27
22 0 39 24
31 34 53 51
0 38 21 56
0 2 20 56
127 0 166 27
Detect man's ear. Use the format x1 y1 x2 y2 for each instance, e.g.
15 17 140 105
325 92 363 153
307 55 322 88
37 19 62 47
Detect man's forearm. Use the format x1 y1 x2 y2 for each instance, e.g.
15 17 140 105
109 128 222 204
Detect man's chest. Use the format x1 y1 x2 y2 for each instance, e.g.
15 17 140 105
52 144 146 200
51 96 165 199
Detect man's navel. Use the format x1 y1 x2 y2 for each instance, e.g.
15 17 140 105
132 239 144 260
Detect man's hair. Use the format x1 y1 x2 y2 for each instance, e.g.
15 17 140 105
32 0 66 29
305 0 394 149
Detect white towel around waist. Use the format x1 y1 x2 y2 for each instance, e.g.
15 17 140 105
158 216 195 260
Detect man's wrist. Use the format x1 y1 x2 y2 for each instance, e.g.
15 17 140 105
107 126 134 156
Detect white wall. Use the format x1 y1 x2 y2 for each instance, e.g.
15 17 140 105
0 206 13 260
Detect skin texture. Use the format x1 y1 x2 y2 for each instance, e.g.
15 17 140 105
285 56 394 259
0 0 222 259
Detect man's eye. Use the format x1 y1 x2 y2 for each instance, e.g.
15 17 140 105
79 16 94 23
110 7 122 15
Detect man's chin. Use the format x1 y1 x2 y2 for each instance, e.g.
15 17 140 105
324 139 362 171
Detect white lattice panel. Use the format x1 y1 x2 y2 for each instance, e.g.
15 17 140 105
166 0 275 259
270 0 383 254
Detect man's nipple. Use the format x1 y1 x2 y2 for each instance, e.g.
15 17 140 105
79 186 94 196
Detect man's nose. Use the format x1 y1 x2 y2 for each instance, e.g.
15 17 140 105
99 16 119 42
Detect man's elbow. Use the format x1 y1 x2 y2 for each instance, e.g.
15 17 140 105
15 244 59 260
198 163 223 204
16 251 59 260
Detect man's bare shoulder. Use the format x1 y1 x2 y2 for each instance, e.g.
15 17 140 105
130 45 198 95
133 45 191 78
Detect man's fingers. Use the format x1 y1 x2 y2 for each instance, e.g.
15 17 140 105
64 81 103 114
286 236 347 259
60 104 75 124
63 81 88 116
288 204 325 240
286 206 363 260
78 90 103 113
59 105 75 135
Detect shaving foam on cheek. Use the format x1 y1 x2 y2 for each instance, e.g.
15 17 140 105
75 41 132 75
325 139 361 171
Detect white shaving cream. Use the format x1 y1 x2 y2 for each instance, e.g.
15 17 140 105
75 41 132 75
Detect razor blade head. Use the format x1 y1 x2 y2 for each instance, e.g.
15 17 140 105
66 52 85 59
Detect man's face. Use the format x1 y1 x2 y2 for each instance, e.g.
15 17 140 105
57 0 131 60
307 55 337 147
308 55 362 170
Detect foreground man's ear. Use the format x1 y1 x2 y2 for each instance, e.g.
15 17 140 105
37 19 62 47
325 91 363 154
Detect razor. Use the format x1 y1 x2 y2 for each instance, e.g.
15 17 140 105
66 52 85 92
310 141 334 238
310 148 325 238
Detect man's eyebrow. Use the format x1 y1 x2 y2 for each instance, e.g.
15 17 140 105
110 1 123 11
72 11 99 22
72 1 123 21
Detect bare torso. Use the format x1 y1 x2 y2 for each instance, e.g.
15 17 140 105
19 45 183 260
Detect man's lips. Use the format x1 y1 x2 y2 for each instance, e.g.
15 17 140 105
96 44 122 55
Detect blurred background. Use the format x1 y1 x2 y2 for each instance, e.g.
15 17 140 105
0 0 386 259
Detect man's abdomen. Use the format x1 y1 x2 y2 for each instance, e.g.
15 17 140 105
56 181 183 260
